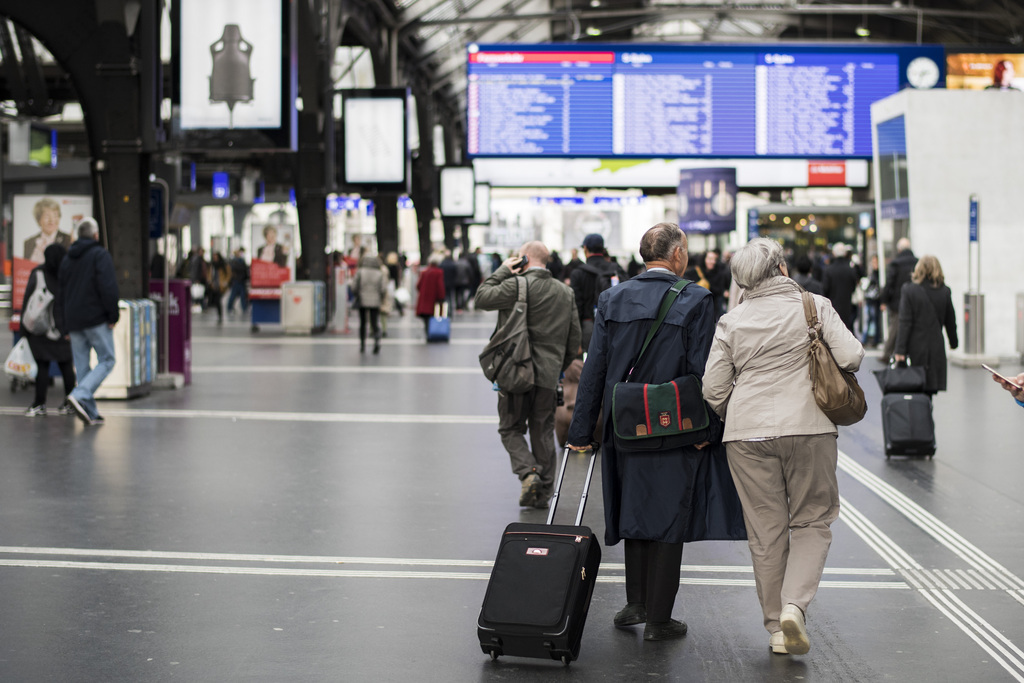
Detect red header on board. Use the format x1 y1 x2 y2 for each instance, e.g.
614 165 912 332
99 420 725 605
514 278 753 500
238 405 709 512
470 51 616 65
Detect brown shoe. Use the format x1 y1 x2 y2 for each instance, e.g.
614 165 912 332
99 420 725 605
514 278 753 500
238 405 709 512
519 473 541 507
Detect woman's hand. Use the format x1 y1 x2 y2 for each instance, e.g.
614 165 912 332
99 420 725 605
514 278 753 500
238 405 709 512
893 354 906 363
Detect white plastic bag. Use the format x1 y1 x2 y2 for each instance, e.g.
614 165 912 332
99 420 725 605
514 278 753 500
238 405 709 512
4 338 38 381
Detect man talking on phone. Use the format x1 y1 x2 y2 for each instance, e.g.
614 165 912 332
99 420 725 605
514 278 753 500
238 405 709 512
475 241 582 508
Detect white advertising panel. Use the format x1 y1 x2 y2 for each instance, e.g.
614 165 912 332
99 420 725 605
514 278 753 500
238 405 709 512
440 167 475 217
343 97 407 184
179 0 283 129
473 184 491 224
11 194 93 310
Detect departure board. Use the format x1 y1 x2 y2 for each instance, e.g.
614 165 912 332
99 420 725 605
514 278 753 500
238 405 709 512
466 44 944 159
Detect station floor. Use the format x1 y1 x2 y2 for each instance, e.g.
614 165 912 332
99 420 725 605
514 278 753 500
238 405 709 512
1 305 1023 682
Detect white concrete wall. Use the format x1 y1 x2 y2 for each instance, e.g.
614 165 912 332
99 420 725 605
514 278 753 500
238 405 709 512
872 90 1024 359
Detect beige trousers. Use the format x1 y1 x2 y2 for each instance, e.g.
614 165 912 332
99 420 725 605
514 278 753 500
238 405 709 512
725 434 840 633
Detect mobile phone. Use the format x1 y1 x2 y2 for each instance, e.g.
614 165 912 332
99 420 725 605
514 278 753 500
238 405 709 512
514 255 529 270
982 364 1022 388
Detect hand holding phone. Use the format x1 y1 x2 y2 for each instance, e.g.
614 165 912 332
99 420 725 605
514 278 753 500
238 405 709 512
982 364 1022 388
505 254 529 272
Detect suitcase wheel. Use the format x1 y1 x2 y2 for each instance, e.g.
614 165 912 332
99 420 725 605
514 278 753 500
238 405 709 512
489 651 499 662
561 655 571 667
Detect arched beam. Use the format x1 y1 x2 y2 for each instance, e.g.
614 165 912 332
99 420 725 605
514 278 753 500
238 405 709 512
0 0 155 298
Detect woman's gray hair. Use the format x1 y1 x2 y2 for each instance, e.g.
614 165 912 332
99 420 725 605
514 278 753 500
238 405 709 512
730 237 786 289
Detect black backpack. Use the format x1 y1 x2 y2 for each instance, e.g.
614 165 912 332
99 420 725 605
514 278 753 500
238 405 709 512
579 261 619 296
578 261 620 317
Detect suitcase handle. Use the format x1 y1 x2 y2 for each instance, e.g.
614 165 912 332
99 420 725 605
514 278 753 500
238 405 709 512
546 444 599 527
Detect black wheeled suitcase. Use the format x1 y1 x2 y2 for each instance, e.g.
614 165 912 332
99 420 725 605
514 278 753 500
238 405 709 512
881 393 936 458
477 447 602 666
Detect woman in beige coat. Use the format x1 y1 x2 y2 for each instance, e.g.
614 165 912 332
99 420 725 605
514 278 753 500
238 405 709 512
703 238 863 656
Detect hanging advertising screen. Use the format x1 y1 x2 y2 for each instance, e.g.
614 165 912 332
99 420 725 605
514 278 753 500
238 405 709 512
339 88 410 193
466 43 944 159
439 167 475 217
875 115 909 220
946 52 1024 91
473 184 491 224
174 0 297 149
11 195 93 311
678 168 737 234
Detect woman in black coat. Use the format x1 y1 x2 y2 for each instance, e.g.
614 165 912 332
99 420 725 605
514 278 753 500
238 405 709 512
20 244 76 416
894 255 958 394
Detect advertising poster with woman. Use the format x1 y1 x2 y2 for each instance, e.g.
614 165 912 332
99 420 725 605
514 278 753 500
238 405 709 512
249 222 295 298
11 194 92 310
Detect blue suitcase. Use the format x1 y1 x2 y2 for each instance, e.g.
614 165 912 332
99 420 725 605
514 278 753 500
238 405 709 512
427 304 450 343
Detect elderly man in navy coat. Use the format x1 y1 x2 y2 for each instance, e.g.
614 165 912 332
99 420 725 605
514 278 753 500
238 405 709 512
567 223 742 641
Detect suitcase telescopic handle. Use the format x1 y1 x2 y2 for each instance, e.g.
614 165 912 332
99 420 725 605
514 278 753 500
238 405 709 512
546 444 599 527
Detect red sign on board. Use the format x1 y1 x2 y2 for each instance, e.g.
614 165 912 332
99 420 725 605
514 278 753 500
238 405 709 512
807 161 846 186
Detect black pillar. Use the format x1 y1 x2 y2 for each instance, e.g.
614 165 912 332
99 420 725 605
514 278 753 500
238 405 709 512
411 98 437 259
295 1 328 285
375 194 399 256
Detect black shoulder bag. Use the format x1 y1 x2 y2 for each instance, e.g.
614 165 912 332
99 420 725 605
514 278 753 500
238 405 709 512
610 279 712 452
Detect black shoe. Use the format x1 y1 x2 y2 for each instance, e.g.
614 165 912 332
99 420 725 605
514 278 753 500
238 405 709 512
373 341 381 354
614 603 647 627
643 619 688 641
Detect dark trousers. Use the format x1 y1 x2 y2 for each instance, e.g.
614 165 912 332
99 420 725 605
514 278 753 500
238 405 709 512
580 318 594 358
624 539 684 623
358 307 381 348
883 308 900 361
33 359 75 407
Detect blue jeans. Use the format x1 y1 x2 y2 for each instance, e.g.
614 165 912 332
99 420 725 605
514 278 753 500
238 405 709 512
69 323 116 420
227 281 248 313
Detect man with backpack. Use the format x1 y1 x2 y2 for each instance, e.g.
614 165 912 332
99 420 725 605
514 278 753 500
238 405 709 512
475 241 581 509
570 233 627 355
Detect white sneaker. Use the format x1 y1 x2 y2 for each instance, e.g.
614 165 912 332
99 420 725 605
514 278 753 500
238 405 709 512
779 604 810 655
769 631 788 654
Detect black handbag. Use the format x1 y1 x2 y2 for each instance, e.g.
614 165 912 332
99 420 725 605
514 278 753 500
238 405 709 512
611 279 712 452
873 360 927 394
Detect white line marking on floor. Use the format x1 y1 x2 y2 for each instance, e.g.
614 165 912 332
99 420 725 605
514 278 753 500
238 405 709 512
839 497 1024 680
0 545 894 576
0 407 497 424
190 366 482 374
0 559 906 589
192 337 488 346
838 451 1024 591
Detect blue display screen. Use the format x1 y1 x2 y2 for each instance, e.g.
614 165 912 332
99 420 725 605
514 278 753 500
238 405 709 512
466 44 944 159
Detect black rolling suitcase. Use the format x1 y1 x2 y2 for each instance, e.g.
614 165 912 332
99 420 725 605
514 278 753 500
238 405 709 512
477 446 601 666
881 393 936 458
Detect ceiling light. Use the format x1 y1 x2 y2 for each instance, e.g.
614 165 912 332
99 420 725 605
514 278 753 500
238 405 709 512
590 0 601 6
586 26 602 36
855 25 870 38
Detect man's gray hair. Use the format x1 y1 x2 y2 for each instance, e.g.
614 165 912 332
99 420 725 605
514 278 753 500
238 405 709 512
639 223 686 263
77 217 99 240
730 237 786 289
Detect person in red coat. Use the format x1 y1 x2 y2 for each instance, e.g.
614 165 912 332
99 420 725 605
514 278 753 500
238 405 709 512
416 252 447 338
